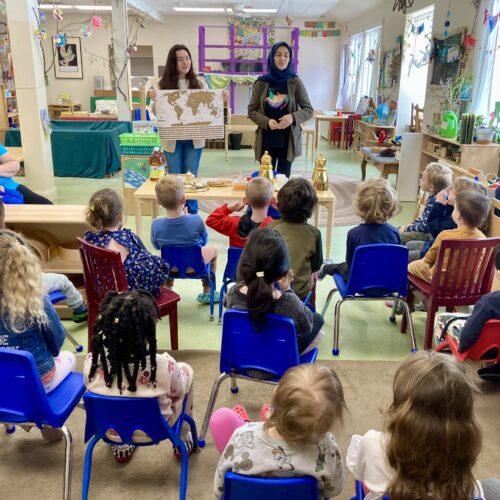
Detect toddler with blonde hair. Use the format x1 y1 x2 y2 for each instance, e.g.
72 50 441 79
318 178 400 282
211 363 346 498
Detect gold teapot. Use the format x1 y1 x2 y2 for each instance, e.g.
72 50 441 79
312 154 329 191
259 150 274 182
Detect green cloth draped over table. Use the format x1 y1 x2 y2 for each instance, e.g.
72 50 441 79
5 120 132 178
204 73 259 89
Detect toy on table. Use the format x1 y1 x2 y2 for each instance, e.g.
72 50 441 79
311 154 329 191
259 151 274 183
149 147 166 181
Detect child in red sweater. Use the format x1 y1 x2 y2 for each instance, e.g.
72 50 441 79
206 177 274 247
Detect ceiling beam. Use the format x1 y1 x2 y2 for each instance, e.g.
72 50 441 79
127 0 168 23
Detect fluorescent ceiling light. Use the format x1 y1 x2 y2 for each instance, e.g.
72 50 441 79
39 4 74 8
243 8 277 13
173 7 228 12
74 5 112 10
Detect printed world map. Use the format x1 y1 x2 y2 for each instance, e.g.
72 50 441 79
156 89 224 128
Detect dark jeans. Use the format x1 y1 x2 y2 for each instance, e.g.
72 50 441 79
297 312 324 353
17 184 53 204
264 146 292 178
323 262 350 282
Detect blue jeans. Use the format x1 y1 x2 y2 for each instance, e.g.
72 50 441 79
165 140 203 214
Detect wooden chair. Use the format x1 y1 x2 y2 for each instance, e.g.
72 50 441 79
301 120 316 157
401 237 500 349
77 237 180 351
410 103 424 132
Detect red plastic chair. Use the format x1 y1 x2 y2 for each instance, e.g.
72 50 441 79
402 237 500 349
332 111 356 149
77 237 180 351
435 319 500 363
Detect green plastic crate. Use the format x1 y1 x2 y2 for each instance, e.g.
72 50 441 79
120 145 156 156
119 133 160 146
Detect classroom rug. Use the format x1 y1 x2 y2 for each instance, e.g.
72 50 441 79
198 172 400 227
1 351 498 500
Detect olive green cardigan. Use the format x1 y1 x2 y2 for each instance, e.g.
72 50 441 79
247 76 313 163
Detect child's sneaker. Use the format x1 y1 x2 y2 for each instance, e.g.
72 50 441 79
112 444 136 463
317 259 334 280
196 292 220 304
232 405 251 422
259 403 271 422
173 431 194 460
71 303 88 323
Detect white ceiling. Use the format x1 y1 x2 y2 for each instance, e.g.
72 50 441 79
64 0 388 23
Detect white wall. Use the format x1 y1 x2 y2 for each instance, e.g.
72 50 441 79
342 0 478 130
39 14 340 113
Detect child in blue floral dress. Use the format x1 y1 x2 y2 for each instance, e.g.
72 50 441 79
85 188 169 297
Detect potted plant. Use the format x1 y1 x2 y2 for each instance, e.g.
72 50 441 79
476 102 500 144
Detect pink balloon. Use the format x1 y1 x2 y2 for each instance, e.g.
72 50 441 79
91 15 102 28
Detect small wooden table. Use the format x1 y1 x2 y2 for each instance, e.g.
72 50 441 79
360 147 399 181
6 147 23 162
314 114 349 152
134 180 336 258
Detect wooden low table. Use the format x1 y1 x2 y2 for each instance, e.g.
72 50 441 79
314 114 349 152
134 179 336 258
360 146 399 181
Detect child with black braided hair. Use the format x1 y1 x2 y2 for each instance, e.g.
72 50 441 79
84 290 194 463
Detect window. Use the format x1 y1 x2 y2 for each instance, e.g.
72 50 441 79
342 26 382 110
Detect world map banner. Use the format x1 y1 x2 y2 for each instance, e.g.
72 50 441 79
156 89 224 140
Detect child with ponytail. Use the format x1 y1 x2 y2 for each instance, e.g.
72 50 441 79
224 227 324 354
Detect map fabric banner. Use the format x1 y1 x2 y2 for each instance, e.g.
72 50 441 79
156 89 224 140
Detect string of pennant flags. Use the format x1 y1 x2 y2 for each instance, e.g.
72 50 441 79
300 29 341 37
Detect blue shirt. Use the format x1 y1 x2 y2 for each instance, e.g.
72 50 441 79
0 297 65 376
346 223 401 269
0 143 20 190
151 214 208 250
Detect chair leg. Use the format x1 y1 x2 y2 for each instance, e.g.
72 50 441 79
333 299 344 356
82 435 99 500
321 287 338 317
209 272 216 321
178 439 189 500
199 373 230 443
424 301 438 350
230 374 238 393
218 282 228 325
361 158 368 181
169 306 179 350
183 414 200 452
399 299 417 352
59 425 73 500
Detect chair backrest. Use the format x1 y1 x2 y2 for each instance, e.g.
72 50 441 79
0 349 53 427
222 471 318 500
77 237 128 328
223 247 243 283
83 392 175 446
410 103 424 132
460 319 500 362
161 245 209 279
430 238 500 299
346 244 409 298
220 310 301 379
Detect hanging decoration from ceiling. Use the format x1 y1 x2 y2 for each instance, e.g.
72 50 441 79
392 0 415 14
53 33 66 46
444 0 452 37
34 28 47 40
52 7 64 21
38 10 46 23
81 25 92 38
91 16 102 28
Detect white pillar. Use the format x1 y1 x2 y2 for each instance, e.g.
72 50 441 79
111 0 132 121
6 0 57 200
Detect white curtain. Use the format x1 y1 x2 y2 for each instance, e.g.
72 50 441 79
336 44 350 109
470 0 500 116
347 33 363 110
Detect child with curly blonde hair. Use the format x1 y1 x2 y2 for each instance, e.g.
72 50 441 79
0 231 76 393
211 363 346 498
318 178 400 282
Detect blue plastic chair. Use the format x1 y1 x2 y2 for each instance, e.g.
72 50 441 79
218 247 243 324
198 309 318 445
0 348 85 500
82 392 200 500
161 245 217 320
48 291 84 352
222 471 319 499
320 244 417 356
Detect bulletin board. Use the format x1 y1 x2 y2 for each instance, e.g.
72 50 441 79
430 28 466 85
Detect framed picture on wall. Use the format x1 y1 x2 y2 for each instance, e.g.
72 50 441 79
54 37 83 79
430 28 466 86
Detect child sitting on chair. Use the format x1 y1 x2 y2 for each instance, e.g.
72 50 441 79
0 200 87 322
0 231 76 394
206 177 275 247
408 190 491 284
413 177 489 262
211 364 346 499
84 290 194 463
399 162 452 245
434 247 500 380
151 175 219 304
225 227 324 355
347 351 487 499
85 188 169 297
318 178 400 282
269 177 322 301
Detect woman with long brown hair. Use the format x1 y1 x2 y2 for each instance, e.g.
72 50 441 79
154 44 207 214
347 351 485 499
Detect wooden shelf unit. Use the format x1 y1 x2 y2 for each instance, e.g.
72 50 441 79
421 133 500 177
0 83 18 129
352 120 396 158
